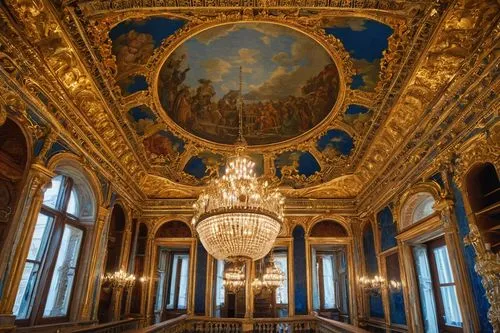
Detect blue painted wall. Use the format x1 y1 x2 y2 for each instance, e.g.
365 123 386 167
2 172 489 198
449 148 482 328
377 206 397 251
363 224 384 318
386 253 406 325
452 181 492 333
194 242 208 315
293 226 308 315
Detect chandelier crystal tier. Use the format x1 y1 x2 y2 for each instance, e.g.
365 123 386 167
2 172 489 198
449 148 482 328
192 66 284 262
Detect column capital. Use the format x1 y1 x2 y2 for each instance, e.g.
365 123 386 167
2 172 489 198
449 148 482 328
33 130 58 165
433 198 454 212
97 206 110 221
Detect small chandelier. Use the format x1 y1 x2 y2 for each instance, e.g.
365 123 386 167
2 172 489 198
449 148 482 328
223 262 246 293
103 270 136 289
192 67 284 262
359 275 401 296
252 255 285 294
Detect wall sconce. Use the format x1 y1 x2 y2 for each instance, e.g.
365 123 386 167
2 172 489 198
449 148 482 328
388 279 402 293
359 275 384 296
359 275 402 295
102 270 136 289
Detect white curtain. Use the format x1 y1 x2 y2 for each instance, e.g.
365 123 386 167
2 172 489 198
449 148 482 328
177 255 189 309
215 260 225 307
275 255 288 304
322 255 335 309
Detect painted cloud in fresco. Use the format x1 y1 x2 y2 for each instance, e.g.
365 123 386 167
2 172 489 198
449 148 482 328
109 17 186 94
316 129 354 158
183 151 226 179
323 17 393 92
158 22 340 146
274 150 321 179
112 30 155 73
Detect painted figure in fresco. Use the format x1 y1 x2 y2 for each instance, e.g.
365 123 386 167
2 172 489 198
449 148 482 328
143 133 178 159
174 86 193 127
156 23 341 145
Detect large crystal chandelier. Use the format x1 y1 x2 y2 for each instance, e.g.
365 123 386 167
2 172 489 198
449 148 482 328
192 67 284 262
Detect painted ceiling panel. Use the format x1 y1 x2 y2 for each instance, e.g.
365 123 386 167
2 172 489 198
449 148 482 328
18 0 492 199
324 18 393 92
158 22 340 145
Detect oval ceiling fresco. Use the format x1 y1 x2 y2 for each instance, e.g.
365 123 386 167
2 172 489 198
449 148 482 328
157 22 340 146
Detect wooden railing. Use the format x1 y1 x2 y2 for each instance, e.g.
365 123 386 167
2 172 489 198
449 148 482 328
126 314 368 333
72 318 141 332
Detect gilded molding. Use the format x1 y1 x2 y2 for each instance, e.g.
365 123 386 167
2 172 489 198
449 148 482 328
465 224 500 331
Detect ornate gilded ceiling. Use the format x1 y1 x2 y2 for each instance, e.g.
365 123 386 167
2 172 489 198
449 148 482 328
0 0 498 208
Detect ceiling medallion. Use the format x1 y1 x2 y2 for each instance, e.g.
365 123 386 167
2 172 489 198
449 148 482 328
156 21 343 148
192 67 284 262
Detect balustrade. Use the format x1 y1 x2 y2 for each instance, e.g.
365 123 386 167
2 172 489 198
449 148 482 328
126 314 367 333
72 318 141 333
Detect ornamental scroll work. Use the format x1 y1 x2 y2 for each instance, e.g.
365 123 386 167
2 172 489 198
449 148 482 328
465 224 500 331
83 8 407 191
5 0 143 182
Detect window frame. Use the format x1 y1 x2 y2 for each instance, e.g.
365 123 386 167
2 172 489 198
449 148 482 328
14 176 88 326
427 237 463 333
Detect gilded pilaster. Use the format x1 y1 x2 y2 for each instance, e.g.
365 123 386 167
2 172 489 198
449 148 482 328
0 163 54 325
350 219 364 324
140 229 155 324
144 234 156 326
434 198 479 333
81 206 110 320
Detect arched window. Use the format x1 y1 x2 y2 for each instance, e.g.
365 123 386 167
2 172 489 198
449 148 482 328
400 192 436 230
0 118 29 249
13 170 95 323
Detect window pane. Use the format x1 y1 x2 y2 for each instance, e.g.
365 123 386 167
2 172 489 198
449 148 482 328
13 262 40 319
433 246 454 284
27 214 53 261
275 255 288 305
43 225 83 317
440 286 462 327
412 196 435 222
42 175 64 209
66 188 79 216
